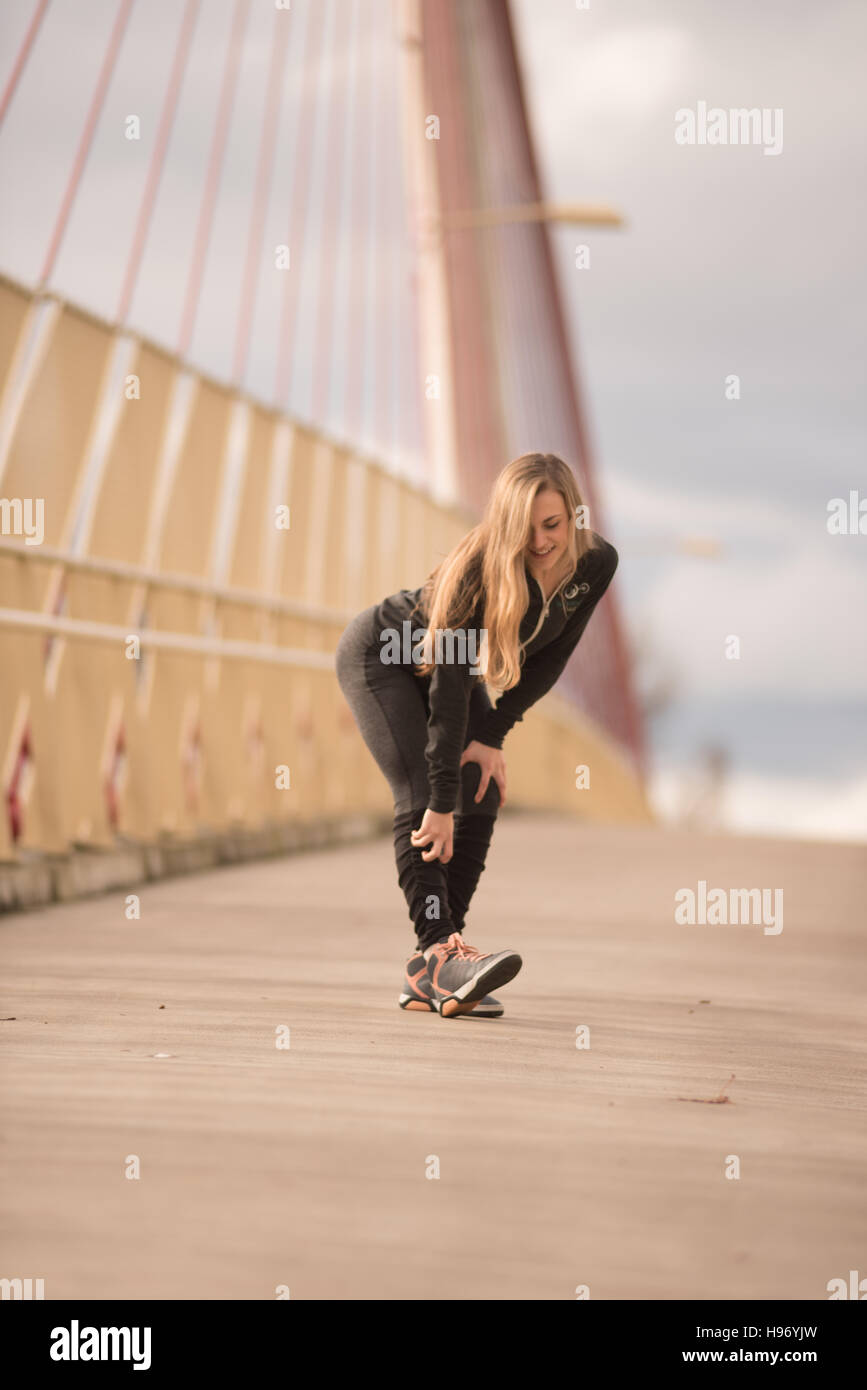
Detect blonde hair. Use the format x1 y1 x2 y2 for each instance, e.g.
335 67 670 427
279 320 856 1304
415 453 598 690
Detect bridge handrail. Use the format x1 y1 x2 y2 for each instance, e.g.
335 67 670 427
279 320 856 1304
0 538 355 626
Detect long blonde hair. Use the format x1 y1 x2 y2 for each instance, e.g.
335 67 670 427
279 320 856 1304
415 453 598 690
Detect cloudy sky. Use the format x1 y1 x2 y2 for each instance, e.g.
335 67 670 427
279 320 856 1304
512 0 866 841
0 0 864 841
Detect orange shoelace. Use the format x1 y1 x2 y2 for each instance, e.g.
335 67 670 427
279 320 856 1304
446 932 487 961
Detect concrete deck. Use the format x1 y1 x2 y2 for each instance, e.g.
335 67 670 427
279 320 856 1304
1 813 864 1300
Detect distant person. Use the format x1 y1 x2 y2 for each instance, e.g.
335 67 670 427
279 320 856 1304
335 453 619 1018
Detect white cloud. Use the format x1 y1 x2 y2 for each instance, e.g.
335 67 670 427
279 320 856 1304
651 765 867 844
600 468 867 700
563 26 694 117
638 539 866 699
605 469 807 542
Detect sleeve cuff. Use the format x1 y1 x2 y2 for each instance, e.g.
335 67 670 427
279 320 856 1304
474 716 507 750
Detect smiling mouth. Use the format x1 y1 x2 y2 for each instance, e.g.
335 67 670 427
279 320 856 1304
528 547 554 557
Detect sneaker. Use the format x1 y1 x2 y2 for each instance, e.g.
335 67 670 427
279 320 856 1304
398 949 505 1018
425 933 522 1018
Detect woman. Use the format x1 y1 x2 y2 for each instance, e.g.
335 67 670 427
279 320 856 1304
335 453 619 1020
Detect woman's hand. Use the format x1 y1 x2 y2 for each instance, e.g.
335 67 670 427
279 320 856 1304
460 740 507 808
411 809 454 863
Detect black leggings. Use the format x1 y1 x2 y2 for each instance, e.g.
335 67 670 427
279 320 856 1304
335 604 500 951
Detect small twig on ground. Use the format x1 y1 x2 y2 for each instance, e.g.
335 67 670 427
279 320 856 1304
677 1073 736 1104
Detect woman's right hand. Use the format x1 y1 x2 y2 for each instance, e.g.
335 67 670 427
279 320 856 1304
410 809 454 863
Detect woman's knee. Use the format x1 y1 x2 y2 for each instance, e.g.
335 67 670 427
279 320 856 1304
458 759 501 816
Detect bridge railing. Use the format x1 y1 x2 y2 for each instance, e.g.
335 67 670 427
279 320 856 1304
0 273 650 874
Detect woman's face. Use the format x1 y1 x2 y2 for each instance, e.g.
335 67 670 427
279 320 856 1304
524 488 570 581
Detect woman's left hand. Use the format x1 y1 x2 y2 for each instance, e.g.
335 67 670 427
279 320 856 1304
459 740 507 808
